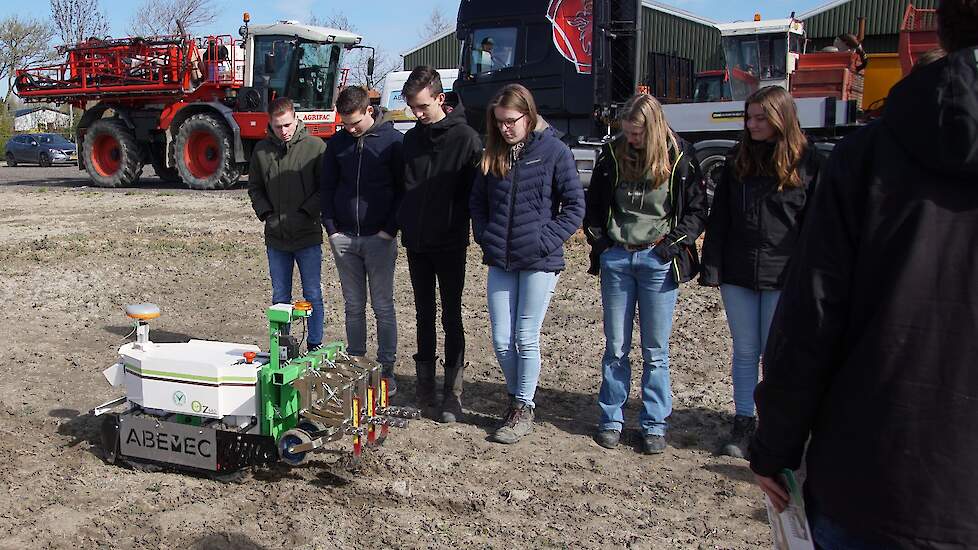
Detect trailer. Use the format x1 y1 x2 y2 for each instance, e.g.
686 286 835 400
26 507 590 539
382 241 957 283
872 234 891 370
15 15 373 189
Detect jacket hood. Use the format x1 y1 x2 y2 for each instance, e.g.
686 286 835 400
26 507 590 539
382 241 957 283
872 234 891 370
883 46 978 178
416 102 470 143
365 106 394 136
265 118 309 149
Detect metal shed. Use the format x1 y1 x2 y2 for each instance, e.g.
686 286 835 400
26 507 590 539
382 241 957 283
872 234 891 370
402 1 723 73
402 28 460 71
798 0 939 53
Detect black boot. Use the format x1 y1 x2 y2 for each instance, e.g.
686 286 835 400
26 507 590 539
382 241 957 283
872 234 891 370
718 415 756 459
439 353 465 423
413 355 437 419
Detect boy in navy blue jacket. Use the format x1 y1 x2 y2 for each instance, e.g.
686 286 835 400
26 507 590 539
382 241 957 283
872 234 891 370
321 86 404 393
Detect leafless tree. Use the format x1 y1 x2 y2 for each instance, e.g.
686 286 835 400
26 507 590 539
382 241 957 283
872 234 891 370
308 10 398 90
419 6 454 40
49 0 110 47
128 0 220 37
0 15 56 93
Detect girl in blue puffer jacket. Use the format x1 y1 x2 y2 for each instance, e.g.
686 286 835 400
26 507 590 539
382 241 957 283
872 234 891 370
470 83 585 445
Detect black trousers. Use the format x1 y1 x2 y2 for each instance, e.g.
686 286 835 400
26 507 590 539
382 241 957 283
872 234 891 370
406 247 467 364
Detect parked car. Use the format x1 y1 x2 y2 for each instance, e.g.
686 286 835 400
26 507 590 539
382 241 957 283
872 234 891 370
4 133 77 167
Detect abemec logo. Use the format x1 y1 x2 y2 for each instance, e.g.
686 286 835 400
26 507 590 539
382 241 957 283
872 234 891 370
172 391 186 406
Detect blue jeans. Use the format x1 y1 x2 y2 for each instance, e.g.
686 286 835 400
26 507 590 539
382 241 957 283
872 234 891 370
598 246 678 436
328 233 398 365
487 267 559 407
720 284 781 417
809 509 891 550
266 244 324 347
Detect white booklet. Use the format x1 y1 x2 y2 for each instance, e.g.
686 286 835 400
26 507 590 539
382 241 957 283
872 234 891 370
764 469 815 550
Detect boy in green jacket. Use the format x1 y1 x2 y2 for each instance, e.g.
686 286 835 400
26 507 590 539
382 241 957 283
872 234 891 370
247 97 327 350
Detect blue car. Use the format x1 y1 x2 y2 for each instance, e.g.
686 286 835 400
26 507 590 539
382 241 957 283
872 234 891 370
4 133 77 167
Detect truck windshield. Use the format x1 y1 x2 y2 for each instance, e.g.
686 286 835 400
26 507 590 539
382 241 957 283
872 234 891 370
253 36 343 111
291 42 342 111
462 27 518 76
722 33 788 100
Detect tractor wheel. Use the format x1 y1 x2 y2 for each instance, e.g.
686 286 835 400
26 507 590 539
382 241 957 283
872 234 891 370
83 118 143 187
150 143 180 183
174 113 240 190
5 152 16 167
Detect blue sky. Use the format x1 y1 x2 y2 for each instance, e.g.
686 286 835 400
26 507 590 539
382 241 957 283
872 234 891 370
2 0 829 95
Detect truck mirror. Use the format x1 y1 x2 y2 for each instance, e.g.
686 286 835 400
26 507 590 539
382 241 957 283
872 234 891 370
367 56 375 77
264 52 276 74
30 140 38 147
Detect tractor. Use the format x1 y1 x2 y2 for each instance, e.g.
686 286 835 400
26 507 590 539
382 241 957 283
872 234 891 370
15 14 371 189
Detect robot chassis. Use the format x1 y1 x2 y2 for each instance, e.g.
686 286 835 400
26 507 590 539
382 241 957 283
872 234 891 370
92 301 418 476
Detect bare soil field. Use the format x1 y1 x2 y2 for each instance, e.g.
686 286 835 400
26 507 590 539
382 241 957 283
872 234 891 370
0 165 770 549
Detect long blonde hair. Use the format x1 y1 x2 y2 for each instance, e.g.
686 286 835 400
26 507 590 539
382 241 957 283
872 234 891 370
615 93 679 186
481 84 539 178
734 86 808 190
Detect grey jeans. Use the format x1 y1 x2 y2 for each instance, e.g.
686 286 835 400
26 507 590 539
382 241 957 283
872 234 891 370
328 232 398 365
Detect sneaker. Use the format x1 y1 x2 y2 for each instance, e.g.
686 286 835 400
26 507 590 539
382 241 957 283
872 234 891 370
381 364 398 397
490 401 534 444
718 415 755 459
640 434 667 455
594 429 621 449
307 343 323 354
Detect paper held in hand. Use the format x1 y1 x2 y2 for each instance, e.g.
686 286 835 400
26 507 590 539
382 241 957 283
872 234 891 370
765 469 815 550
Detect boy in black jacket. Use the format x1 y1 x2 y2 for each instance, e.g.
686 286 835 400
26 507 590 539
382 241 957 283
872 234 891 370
751 1 978 547
397 66 482 422
321 86 404 394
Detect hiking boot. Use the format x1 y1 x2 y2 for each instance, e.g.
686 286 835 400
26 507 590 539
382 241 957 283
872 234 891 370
640 434 667 455
440 353 466 424
594 429 621 449
718 415 755 459
381 363 397 397
413 355 437 418
490 401 534 444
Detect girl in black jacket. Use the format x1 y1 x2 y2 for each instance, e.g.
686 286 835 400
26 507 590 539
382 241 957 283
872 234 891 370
699 86 823 459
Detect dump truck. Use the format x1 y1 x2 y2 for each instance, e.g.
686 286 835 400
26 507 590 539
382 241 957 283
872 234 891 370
15 15 374 189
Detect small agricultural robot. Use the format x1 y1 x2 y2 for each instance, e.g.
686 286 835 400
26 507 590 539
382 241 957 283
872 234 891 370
92 301 418 476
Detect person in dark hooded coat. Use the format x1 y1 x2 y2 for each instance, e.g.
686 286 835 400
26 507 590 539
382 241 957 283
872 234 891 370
750 1 978 547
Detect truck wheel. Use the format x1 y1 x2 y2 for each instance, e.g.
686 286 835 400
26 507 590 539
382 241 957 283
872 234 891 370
174 113 240 190
697 148 728 207
150 144 180 183
83 118 143 187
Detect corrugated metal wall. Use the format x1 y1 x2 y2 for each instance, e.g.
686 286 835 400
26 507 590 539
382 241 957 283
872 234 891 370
403 6 723 72
642 8 723 72
403 34 461 70
802 0 938 53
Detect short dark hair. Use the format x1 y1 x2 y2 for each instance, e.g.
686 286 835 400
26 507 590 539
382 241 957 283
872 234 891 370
336 86 371 115
268 97 294 116
402 65 443 99
938 0 978 52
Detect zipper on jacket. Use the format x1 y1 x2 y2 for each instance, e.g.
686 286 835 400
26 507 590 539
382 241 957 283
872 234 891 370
356 137 364 236
504 161 521 271
416 143 434 250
